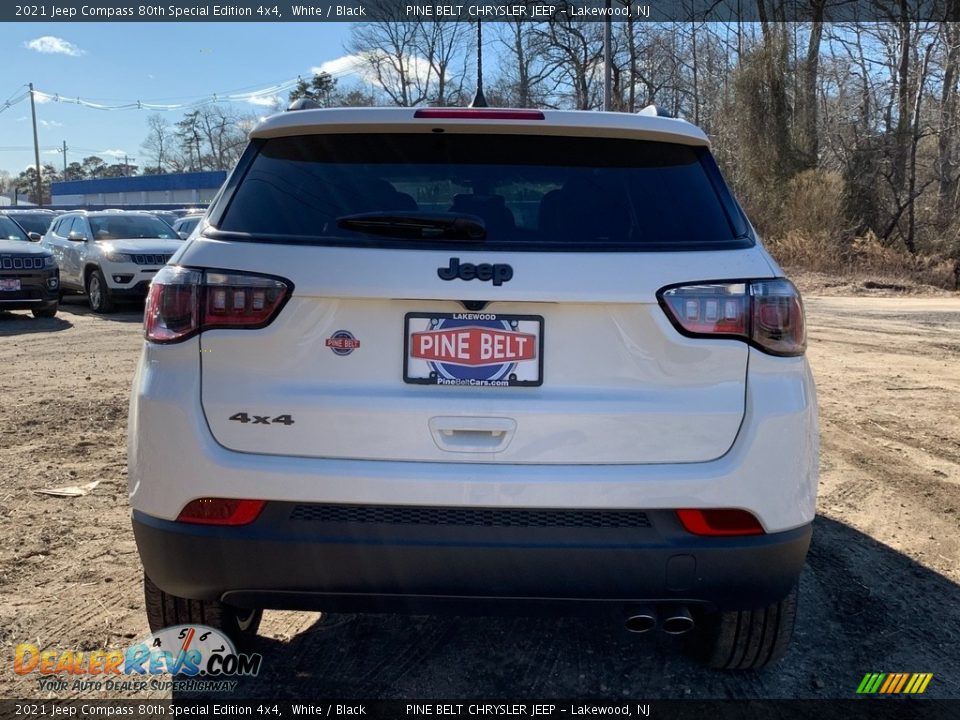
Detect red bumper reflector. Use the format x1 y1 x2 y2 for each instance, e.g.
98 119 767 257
414 108 545 120
676 509 765 536
176 498 266 526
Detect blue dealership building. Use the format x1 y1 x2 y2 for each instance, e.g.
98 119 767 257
51 171 227 208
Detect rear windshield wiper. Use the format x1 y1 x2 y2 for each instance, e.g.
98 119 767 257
336 212 486 241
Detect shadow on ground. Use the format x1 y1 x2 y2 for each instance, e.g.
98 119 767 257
0 311 72 335
56 296 144 323
175 517 960 700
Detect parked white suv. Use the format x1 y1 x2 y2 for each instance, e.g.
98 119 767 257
129 107 817 669
43 210 181 312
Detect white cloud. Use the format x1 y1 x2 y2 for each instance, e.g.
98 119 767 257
15 116 28 123
32 92 52 104
39 119 63 128
246 95 281 108
312 53 434 94
24 36 86 57
312 55 366 79
98 149 127 159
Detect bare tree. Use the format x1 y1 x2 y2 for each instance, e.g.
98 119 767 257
936 12 960 230
140 114 173 174
348 6 471 107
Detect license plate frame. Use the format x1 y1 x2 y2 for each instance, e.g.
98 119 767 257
0 278 21 292
404 312 544 387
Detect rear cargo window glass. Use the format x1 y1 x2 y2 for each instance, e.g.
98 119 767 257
218 134 746 249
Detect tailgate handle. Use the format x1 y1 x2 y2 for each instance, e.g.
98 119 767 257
428 417 516 453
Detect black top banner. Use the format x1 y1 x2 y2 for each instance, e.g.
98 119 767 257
6 0 960 23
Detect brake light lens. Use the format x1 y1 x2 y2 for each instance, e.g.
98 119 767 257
676 509 765 536
144 266 201 343
414 108 545 120
176 498 265 526
658 279 806 356
144 266 291 343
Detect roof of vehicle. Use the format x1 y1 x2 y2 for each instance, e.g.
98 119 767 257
250 107 710 147
1 208 56 214
58 210 169 218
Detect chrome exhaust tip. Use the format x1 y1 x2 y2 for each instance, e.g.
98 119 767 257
661 605 695 635
625 607 657 634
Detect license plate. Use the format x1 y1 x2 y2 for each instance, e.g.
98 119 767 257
404 312 544 387
0 279 20 291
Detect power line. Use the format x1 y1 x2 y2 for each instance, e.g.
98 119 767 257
0 91 30 116
32 77 303 112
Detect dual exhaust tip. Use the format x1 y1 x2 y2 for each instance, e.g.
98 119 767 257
625 605 695 635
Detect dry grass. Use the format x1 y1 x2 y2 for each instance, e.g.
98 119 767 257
767 231 959 292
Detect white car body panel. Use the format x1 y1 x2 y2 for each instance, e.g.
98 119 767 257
129 339 817 533
189 242 778 464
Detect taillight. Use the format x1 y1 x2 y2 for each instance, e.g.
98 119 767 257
176 498 265 526
144 266 291 343
658 279 806 356
676 509 765 536
414 108 545 120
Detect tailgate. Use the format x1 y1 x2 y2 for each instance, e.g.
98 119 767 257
193 243 767 464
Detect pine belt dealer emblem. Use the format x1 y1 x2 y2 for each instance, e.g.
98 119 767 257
326 330 361 356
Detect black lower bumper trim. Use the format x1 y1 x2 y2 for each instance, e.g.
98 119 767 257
133 503 812 614
110 280 152 298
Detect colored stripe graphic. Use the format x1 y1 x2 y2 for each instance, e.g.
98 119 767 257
856 673 933 694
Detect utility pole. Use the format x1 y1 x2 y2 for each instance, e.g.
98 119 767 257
124 154 129 176
28 82 43 207
61 140 67 174
603 12 613 111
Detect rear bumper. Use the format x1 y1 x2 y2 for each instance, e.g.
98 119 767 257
129 341 819 534
133 505 811 613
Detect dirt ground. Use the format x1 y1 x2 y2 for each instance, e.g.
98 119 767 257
1 290 959 700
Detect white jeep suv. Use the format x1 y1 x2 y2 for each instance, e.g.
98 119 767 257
43 210 182 313
129 107 817 670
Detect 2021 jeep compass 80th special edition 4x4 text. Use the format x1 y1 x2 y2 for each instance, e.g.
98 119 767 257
129 107 817 670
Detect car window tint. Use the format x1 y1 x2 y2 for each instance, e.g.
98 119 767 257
88 215 177 240
8 214 51 235
0 215 29 241
218 134 745 250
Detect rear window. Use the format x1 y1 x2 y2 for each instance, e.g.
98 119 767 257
217 134 749 250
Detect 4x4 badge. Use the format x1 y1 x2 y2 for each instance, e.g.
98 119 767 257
438 257 513 286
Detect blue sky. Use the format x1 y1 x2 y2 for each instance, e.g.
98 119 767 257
0 23 359 177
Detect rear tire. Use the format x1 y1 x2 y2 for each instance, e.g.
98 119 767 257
143 574 262 648
86 268 114 314
689 583 799 670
